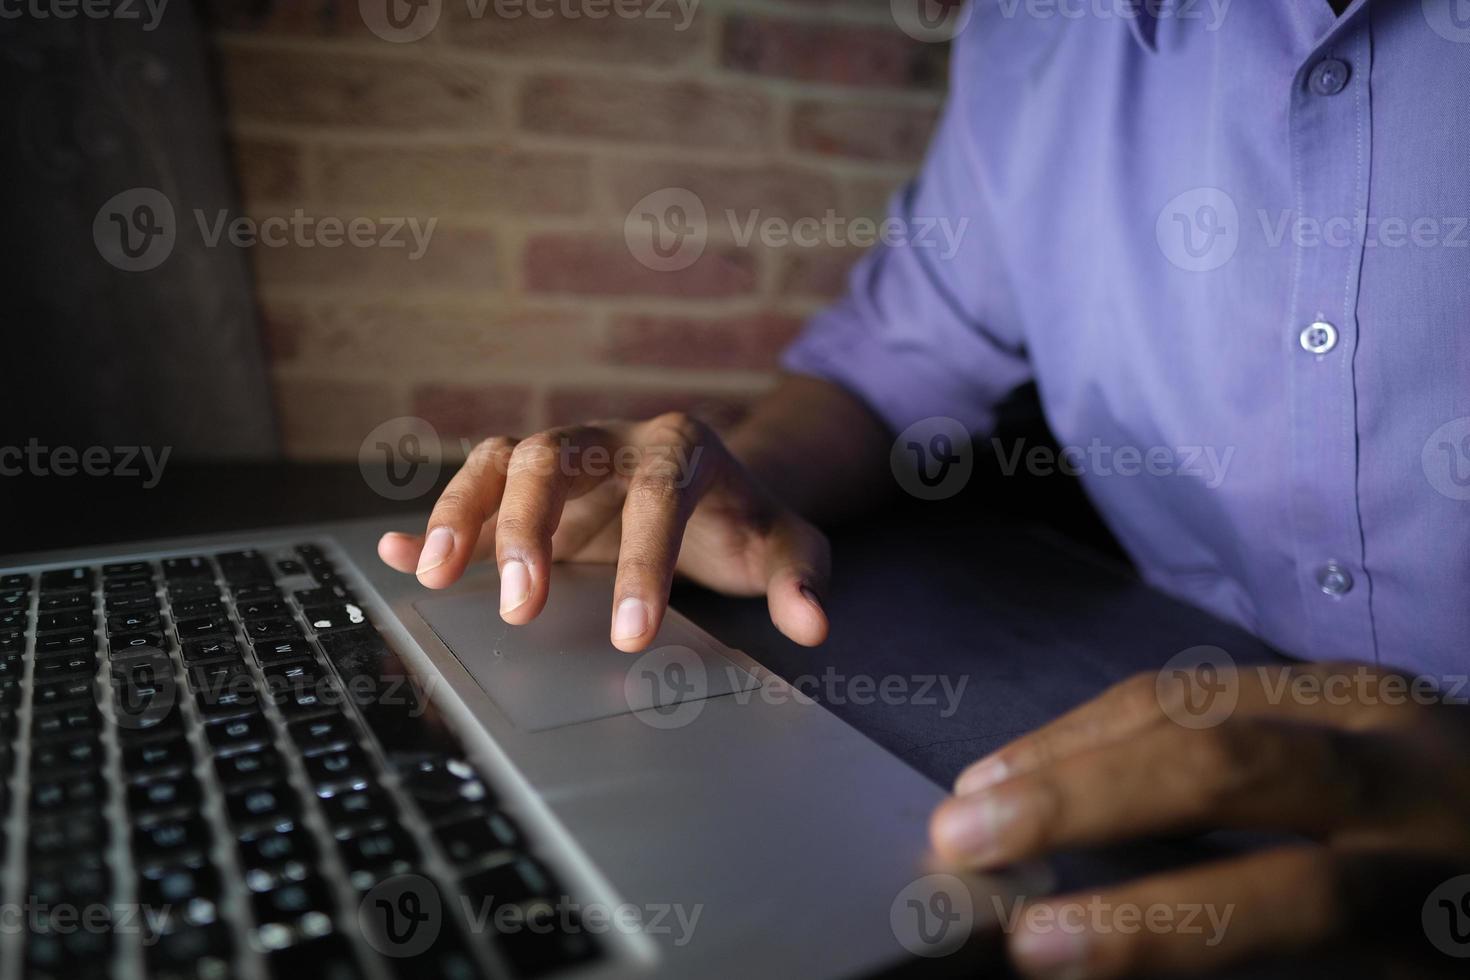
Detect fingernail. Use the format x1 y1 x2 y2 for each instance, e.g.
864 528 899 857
1011 919 1089 980
799 584 823 608
416 527 455 576
933 793 1017 865
613 597 650 640
500 560 531 614
955 757 1008 796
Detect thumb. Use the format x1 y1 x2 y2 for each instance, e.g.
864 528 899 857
763 517 831 647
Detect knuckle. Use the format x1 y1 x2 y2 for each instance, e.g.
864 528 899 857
492 513 534 544
508 433 563 477
617 550 667 582
626 474 683 508
1113 672 1167 723
433 486 479 520
1019 775 1069 849
468 435 516 473
1183 724 1270 805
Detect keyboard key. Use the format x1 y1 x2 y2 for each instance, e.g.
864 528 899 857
317 786 396 838
316 629 462 759
29 862 112 907
239 826 318 887
171 596 225 620
30 771 105 814
303 745 373 793
107 609 160 633
133 816 212 871
33 677 96 710
182 636 244 664
226 781 300 834
103 561 153 578
105 593 160 615
245 618 305 644
237 598 289 621
338 825 419 886
435 811 523 868
33 736 102 774
124 739 193 780
144 922 233 980
139 864 222 933
382 918 482 980
0 591 30 611
103 575 154 597
166 581 222 603
233 583 282 604
302 602 371 634
108 630 166 656
206 711 271 755
40 567 93 591
35 630 95 655
30 814 106 863
265 935 363 980
289 712 359 756
174 616 233 640
497 901 601 978
31 702 100 739
216 746 283 787
252 875 336 949
129 775 202 819
36 592 90 614
162 556 214 581
0 572 32 591
459 855 558 913
37 610 94 633
294 584 355 606
401 757 493 824
253 638 314 663
0 608 29 632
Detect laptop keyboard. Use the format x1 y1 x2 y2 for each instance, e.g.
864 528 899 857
0 544 602 980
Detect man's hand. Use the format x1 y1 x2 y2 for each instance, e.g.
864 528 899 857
931 663 1470 978
378 411 831 652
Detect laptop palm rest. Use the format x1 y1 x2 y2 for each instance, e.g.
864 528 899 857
414 567 748 733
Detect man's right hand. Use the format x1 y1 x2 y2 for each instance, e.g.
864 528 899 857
377 411 832 653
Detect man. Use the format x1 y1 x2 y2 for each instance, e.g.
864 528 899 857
380 2 1470 976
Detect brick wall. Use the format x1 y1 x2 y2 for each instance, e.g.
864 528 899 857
206 0 947 459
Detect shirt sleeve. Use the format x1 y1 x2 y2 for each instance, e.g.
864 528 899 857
780 41 1031 436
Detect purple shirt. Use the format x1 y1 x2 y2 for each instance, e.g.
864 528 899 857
783 1 1470 679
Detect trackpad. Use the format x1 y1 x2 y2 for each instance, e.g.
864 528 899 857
414 567 748 733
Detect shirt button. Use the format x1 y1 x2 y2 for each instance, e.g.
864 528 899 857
1309 58 1350 96
1299 320 1338 354
1317 562 1354 597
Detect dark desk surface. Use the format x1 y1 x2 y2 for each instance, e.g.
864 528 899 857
0 464 1361 979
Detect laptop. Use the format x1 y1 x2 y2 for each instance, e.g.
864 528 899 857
0 516 1018 980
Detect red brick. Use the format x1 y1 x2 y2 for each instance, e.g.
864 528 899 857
219 46 502 130
789 100 939 163
445 0 707 67
777 246 860 300
519 74 771 149
412 384 533 440
721 15 947 89
251 222 499 292
523 234 757 298
604 161 841 226
273 376 404 459
606 313 804 370
545 388 755 429
231 138 303 205
314 145 589 215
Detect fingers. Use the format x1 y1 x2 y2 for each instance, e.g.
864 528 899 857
933 719 1398 869
609 414 717 652
1004 846 1341 979
955 662 1425 797
494 427 619 625
762 517 831 647
378 522 498 575
414 437 516 590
